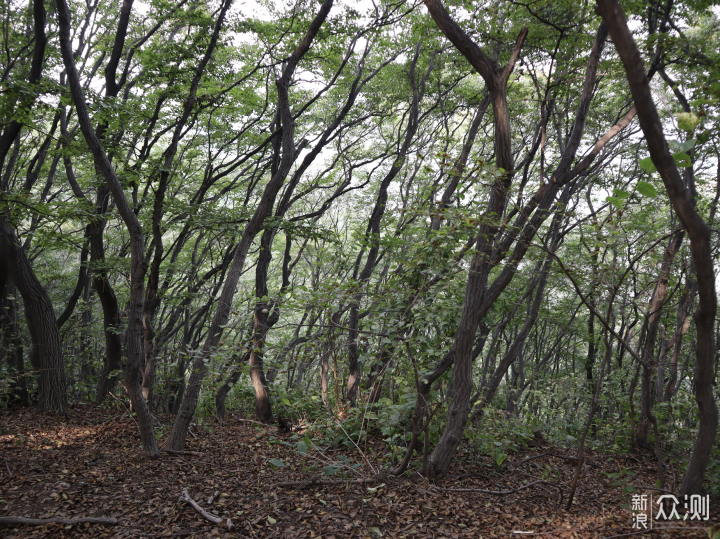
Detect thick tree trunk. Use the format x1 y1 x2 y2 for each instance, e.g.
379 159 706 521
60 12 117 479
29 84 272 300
0 217 66 414
597 0 718 495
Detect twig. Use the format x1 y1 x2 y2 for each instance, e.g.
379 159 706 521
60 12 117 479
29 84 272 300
334 419 377 475
179 489 234 530
0 516 117 526
108 391 138 429
432 479 563 504
231 415 272 427
515 452 601 468
276 472 387 488
2 457 11 478
207 490 220 504
163 449 203 457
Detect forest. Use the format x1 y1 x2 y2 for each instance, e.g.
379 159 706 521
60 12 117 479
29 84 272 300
0 0 719 536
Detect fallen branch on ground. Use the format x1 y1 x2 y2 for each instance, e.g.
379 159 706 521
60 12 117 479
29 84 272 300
515 452 601 467
179 489 234 530
163 449 203 457
0 516 117 526
276 473 386 488
432 480 563 505
231 415 273 427
207 490 220 504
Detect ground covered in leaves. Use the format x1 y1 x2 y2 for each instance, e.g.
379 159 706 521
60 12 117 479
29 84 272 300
0 404 715 538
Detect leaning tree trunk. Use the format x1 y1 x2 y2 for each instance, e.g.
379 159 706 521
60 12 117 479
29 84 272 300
0 218 67 414
636 229 684 446
166 0 334 451
422 0 529 480
57 0 158 456
597 0 718 495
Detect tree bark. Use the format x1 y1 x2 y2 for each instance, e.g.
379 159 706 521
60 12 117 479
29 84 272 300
637 230 684 446
0 218 66 414
596 0 718 495
167 0 334 450
56 0 158 456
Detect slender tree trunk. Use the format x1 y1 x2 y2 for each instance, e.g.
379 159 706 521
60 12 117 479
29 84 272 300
89 188 125 403
57 0 158 456
597 0 718 494
166 0 334 451
637 230 684 445
422 5 605 479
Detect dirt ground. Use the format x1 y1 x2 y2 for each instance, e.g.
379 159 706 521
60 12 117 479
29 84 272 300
0 404 715 538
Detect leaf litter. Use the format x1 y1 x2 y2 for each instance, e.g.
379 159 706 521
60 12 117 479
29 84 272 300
0 404 714 538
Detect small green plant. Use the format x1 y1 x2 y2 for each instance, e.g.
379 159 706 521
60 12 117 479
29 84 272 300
605 467 637 496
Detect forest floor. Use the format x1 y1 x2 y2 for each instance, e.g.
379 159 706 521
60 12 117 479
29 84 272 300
0 404 715 538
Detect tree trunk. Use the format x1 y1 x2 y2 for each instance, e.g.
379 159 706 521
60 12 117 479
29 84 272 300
597 0 718 495
0 217 66 414
636 230 684 446
57 0 158 456
166 0 334 451
89 187 125 403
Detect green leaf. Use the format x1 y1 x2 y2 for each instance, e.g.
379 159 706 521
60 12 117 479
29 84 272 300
367 527 383 537
679 139 696 152
267 516 276 525
323 465 339 476
607 196 624 209
268 458 285 469
673 152 692 168
636 181 657 198
296 440 308 455
613 188 630 199
677 112 700 132
639 157 656 173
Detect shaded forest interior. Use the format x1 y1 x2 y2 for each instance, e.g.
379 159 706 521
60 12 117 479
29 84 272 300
1 0 720 535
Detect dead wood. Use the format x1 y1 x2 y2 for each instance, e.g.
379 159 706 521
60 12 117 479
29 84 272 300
432 479 563 505
163 449 203 457
0 516 117 526
276 472 387 488
515 452 601 467
179 489 234 530
207 490 220 504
